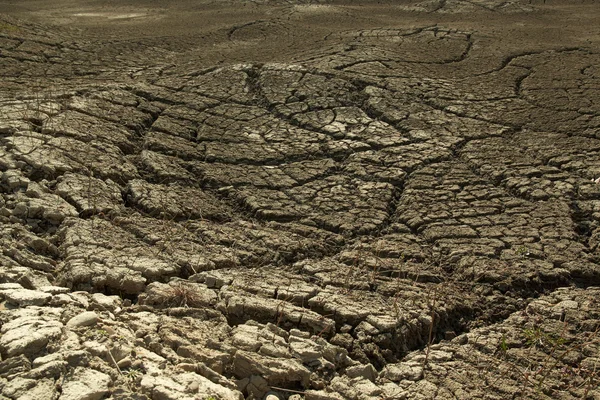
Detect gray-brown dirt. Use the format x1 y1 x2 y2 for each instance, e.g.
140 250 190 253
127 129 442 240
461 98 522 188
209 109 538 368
1 1 600 399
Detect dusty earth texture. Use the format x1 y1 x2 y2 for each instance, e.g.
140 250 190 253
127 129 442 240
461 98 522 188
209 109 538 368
1 0 600 399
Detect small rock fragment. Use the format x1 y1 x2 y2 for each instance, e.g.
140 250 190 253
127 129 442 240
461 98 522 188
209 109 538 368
66 311 99 328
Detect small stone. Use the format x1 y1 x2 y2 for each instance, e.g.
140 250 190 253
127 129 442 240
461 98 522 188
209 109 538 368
264 391 284 400
117 357 133 369
67 311 99 328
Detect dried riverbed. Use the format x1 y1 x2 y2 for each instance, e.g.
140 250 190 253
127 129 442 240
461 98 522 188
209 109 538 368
1 1 600 399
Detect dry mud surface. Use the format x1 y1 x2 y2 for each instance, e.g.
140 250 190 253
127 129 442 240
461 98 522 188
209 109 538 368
1 1 600 399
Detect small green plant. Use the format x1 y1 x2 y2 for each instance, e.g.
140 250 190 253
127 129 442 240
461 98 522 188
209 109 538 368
513 322 600 396
0 21 19 33
523 326 566 349
498 333 509 358
123 368 141 383
85 328 109 341
515 245 531 258
423 286 438 368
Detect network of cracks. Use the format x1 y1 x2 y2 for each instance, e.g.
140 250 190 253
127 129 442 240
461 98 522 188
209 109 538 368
0 5 600 399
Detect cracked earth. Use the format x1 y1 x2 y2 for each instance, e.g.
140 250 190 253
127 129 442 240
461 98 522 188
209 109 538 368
1 0 600 399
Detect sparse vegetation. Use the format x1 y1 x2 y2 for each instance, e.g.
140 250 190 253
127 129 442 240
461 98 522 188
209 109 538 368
153 281 205 308
0 21 18 33
85 328 109 341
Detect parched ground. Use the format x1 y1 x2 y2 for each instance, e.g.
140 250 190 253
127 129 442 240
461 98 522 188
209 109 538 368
1 1 600 399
